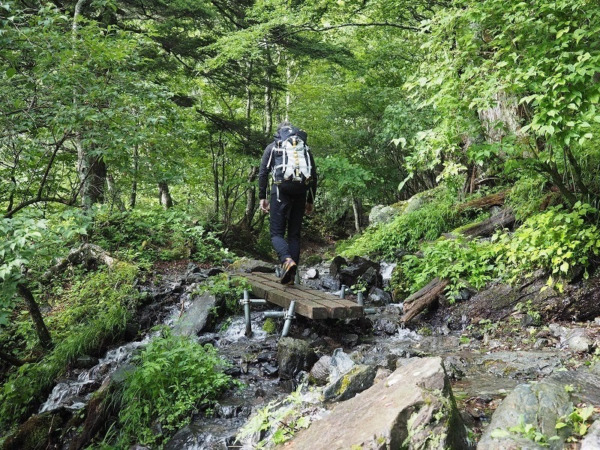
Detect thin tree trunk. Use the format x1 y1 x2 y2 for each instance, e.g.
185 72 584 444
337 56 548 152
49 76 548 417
158 182 173 209
352 195 362 234
129 144 138 209
107 174 124 211
241 166 258 230
16 283 53 350
264 45 274 137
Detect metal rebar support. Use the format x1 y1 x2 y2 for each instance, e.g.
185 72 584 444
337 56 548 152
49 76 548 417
295 270 300 285
275 267 281 277
357 291 364 306
263 311 286 318
242 290 252 337
340 285 347 299
364 308 377 315
250 299 268 305
281 301 296 337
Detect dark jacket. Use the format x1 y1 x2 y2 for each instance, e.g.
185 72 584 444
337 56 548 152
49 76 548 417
258 135 318 204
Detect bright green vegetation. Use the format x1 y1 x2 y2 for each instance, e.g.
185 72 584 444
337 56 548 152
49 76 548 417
116 328 237 448
396 203 600 299
237 389 312 447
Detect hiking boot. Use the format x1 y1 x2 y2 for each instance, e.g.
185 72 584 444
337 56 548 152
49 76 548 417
280 259 297 285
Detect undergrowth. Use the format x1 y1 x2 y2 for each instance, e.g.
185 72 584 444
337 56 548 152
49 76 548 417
116 328 237 448
395 203 600 299
0 262 140 431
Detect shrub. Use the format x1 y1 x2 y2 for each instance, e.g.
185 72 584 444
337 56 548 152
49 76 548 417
117 329 236 448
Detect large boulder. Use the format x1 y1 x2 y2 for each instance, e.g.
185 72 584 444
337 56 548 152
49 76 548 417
284 357 471 450
338 256 381 290
172 293 217 337
277 338 318 380
478 366 600 449
229 258 275 273
369 205 399 226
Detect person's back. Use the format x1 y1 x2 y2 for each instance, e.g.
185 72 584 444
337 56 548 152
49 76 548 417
258 121 318 284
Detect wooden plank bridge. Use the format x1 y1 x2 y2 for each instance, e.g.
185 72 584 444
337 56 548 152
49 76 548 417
241 272 364 320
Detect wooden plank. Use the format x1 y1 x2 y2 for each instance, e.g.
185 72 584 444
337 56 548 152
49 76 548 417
244 272 363 319
248 273 358 318
243 274 329 319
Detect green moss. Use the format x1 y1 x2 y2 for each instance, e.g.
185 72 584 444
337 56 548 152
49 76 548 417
336 366 362 396
262 318 277 335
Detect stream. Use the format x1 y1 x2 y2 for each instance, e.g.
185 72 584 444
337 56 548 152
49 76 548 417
35 261 584 449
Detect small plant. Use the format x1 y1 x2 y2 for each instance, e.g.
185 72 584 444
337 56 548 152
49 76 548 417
490 416 552 446
555 404 596 443
262 318 277 335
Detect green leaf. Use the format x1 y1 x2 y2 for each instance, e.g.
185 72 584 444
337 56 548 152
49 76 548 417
6 67 16 78
490 429 511 439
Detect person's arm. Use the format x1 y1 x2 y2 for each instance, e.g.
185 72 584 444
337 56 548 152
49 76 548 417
258 144 273 212
307 151 317 204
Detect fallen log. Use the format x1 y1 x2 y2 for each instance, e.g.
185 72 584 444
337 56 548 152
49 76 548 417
42 244 117 283
460 208 515 237
402 278 450 323
458 190 508 211
401 208 514 323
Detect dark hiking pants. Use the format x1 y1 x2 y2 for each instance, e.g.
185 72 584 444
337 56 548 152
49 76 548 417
270 188 306 264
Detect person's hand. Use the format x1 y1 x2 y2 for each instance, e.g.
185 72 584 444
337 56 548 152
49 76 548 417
260 199 270 213
305 203 314 215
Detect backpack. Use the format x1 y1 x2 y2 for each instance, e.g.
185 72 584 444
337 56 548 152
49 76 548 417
268 126 312 186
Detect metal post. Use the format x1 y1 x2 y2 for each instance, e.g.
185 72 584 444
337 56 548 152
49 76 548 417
295 270 300 285
243 290 252 337
281 301 296 337
250 299 268 305
357 291 364 306
275 267 281 277
340 285 347 299
364 307 377 315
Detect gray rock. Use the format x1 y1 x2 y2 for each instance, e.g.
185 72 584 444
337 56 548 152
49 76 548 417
73 355 99 369
369 205 398 225
339 257 381 290
277 338 318 380
550 325 592 352
309 355 331 385
373 317 399 335
581 420 600 450
303 268 319 279
368 287 392 305
329 256 347 278
323 364 377 402
172 293 217 337
328 348 355 381
479 366 600 450
229 257 275 273
289 357 471 450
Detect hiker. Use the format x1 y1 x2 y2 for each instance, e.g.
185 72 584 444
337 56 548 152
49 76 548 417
258 121 318 285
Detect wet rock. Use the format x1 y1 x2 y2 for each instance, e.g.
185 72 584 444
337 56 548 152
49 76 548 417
373 316 399 335
73 355 99 369
368 287 392 305
261 363 279 377
338 256 381 289
172 293 217 337
319 276 339 291
229 257 275 274
341 333 359 347
479 366 600 450
581 420 600 449
309 355 331 386
323 364 377 402
478 351 563 379
329 255 347 278
206 267 223 277
288 357 471 450
533 338 549 349
328 348 355 380
277 338 318 380
302 268 319 280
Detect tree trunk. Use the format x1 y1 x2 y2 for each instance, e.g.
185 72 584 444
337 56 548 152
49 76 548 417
352 195 363 234
241 166 258 230
459 209 515 238
458 190 508 211
158 182 173 209
107 174 125 212
129 144 138 209
264 45 274 137
401 278 450 323
16 283 53 350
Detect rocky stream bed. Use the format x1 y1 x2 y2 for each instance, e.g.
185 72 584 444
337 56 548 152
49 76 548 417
5 256 600 449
